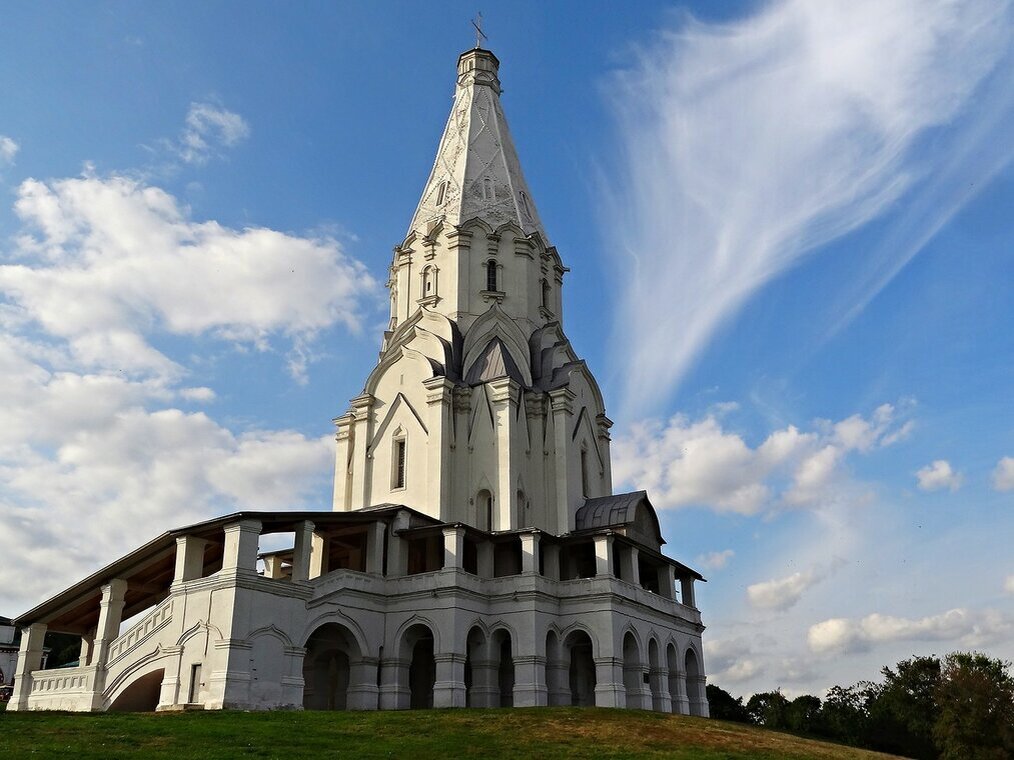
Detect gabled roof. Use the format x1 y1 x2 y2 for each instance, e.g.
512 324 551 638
408 48 549 242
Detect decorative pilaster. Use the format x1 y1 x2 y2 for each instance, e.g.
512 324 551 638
348 394 374 510
433 652 467 708
488 378 520 531
548 388 575 534
593 656 626 708
332 412 355 510
423 376 455 519
593 534 613 578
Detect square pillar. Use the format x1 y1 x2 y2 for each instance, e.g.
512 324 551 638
512 654 548 707
476 541 494 578
680 576 697 609
332 412 355 510
549 388 576 533
222 519 262 574
78 629 95 667
173 535 208 583
433 652 466 708
378 657 410 710
658 565 676 600
7 622 47 711
310 532 329 578
263 555 286 579
366 521 385 575
520 532 540 574
443 526 465 569
92 578 128 668
290 520 315 582
593 656 625 707
593 535 613 578
542 543 561 581
621 545 639 586
348 394 375 510
347 657 380 710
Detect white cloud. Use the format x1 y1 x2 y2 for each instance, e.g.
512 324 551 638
177 102 250 165
808 608 1013 654
180 386 216 402
705 637 765 684
0 136 18 166
612 402 910 513
747 570 821 611
1 173 378 379
1005 575 1014 595
915 459 963 492
604 0 1014 415
698 549 734 571
992 456 1014 491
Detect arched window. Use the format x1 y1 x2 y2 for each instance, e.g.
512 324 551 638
580 447 590 497
482 177 494 200
477 489 494 531
519 191 531 218
541 279 551 309
486 261 498 292
435 181 447 207
392 435 407 489
421 266 437 296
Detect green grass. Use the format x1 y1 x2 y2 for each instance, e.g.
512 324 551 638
0 707 902 759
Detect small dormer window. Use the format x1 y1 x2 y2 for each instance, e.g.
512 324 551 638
435 181 447 206
519 191 531 217
483 177 494 200
541 279 550 309
486 261 498 292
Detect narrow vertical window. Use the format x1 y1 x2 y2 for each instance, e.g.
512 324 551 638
580 448 589 497
486 261 498 292
541 279 550 309
435 181 447 206
483 177 494 200
393 438 407 489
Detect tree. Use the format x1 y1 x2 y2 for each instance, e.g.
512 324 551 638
817 682 879 747
706 684 752 723
785 694 822 734
746 690 789 729
867 655 941 759
933 651 1014 760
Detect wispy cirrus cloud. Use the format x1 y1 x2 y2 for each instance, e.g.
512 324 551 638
604 0 1014 415
0 136 18 166
176 102 250 165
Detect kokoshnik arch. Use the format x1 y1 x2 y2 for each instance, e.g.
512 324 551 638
8 47 710 716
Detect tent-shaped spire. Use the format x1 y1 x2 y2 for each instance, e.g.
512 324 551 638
408 48 549 243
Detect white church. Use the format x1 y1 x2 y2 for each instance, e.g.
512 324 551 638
8 46 709 716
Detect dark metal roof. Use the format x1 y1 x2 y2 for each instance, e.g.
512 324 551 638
575 491 650 531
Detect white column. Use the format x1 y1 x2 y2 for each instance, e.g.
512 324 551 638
221 520 262 574
310 532 329 578
348 394 374 510
622 545 640 586
593 656 625 708
596 413 614 493
290 520 315 582
512 654 548 707
549 388 575 534
433 652 466 708
92 578 128 668
332 412 355 510
520 532 540 574
542 543 560 581
489 378 519 531
477 541 494 578
366 520 385 575
423 377 455 518
658 565 676 600
680 576 697 608
7 622 47 711
443 525 465 570
593 535 613 577
173 535 208 583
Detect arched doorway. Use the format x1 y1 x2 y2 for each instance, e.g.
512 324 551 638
108 668 164 712
491 629 514 707
303 622 361 710
564 630 596 707
685 647 704 716
622 631 646 709
401 623 435 709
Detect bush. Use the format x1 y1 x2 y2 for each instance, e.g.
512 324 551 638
933 652 1014 760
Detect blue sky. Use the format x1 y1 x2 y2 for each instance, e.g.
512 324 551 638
1 0 1011 697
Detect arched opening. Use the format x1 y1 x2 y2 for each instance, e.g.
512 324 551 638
564 630 596 707
647 638 665 712
541 279 551 310
401 624 435 710
477 489 494 531
485 261 498 292
622 631 646 709
491 629 514 707
666 643 683 714
303 622 361 710
685 648 703 716
108 668 164 712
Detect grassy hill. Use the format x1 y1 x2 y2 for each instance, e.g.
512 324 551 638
0 707 902 759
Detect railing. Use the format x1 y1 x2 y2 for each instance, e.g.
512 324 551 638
30 665 95 694
107 597 173 665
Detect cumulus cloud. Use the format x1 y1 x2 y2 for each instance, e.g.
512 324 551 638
748 570 820 612
808 608 1013 654
697 549 734 571
176 102 250 165
0 136 18 166
604 0 1014 414
992 456 1014 491
612 402 910 513
705 637 764 684
915 459 963 492
1 172 377 379
1005 575 1014 595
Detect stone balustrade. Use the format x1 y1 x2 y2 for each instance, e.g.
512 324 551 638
107 598 173 665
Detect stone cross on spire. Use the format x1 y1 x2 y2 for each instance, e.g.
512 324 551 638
471 12 487 49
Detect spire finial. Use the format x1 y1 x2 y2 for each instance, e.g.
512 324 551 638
471 12 487 49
